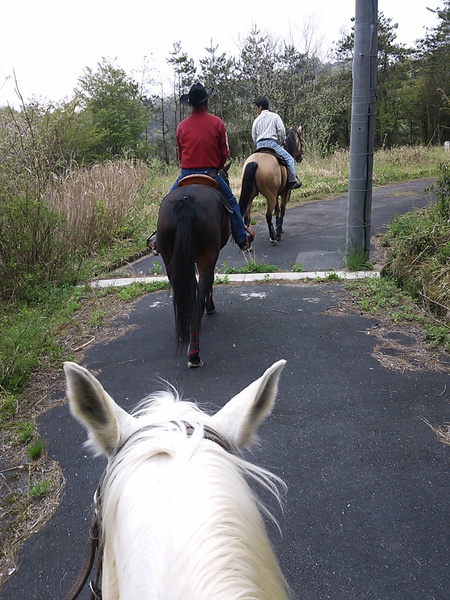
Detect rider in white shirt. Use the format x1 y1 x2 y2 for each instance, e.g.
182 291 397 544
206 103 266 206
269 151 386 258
252 97 301 189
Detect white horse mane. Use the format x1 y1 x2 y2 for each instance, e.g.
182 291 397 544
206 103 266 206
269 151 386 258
102 387 286 527
65 360 290 600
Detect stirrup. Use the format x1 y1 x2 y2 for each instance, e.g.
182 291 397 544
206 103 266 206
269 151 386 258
146 233 159 255
244 225 255 243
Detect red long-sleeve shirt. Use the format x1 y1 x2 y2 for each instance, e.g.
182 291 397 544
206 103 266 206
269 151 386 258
176 108 229 169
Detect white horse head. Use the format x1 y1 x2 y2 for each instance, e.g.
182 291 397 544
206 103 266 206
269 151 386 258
65 359 289 600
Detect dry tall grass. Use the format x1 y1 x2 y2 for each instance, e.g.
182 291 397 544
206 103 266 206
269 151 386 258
46 159 149 250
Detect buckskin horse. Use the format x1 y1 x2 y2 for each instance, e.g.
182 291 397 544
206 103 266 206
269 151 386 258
239 127 303 243
155 165 232 368
64 359 289 600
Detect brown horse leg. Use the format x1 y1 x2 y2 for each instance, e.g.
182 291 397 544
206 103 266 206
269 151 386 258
206 291 216 314
187 297 204 368
187 264 216 367
187 331 203 368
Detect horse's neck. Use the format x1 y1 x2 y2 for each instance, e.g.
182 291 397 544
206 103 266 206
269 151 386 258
102 450 288 600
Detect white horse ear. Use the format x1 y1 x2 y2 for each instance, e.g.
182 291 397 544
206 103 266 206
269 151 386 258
212 359 286 448
64 362 131 456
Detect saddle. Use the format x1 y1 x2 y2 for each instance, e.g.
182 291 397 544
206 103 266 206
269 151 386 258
176 173 232 214
177 174 218 188
254 147 288 168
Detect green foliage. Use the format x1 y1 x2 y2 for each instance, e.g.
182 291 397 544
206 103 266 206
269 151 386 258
292 262 304 272
240 262 279 273
0 286 82 393
320 272 342 281
28 439 44 460
380 161 450 333
28 479 51 499
16 422 34 444
0 392 17 426
345 248 374 271
346 276 416 316
218 261 279 274
76 58 152 162
429 161 450 220
346 275 450 350
0 195 81 301
114 280 170 301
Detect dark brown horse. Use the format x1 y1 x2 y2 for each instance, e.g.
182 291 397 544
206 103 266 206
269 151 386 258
156 165 231 368
239 127 303 243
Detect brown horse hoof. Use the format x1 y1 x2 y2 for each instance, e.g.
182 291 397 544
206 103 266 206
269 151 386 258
188 354 204 368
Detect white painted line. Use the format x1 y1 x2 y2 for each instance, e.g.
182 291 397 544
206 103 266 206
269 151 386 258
90 271 380 288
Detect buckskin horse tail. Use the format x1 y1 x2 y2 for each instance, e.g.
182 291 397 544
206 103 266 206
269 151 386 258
171 196 199 348
239 161 258 217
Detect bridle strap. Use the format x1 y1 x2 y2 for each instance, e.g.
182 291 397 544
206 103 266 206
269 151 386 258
116 422 235 456
186 423 235 454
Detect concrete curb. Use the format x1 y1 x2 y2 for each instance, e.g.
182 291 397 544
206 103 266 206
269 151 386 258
90 270 380 288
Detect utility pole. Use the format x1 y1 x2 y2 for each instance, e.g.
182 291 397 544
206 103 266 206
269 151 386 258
346 0 378 261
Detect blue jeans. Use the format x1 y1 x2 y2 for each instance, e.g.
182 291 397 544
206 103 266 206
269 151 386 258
256 140 296 182
170 168 247 245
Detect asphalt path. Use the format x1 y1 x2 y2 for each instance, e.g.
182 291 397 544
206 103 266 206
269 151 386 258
3 180 450 600
122 178 436 277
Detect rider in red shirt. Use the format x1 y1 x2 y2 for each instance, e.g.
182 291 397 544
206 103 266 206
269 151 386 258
170 84 253 252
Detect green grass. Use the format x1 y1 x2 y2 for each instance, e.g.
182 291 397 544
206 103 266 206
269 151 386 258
345 248 374 271
28 479 51 499
16 422 35 444
345 276 450 350
218 261 279 274
28 439 44 460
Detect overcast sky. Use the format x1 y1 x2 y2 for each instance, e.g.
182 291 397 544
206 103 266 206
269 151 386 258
0 0 440 108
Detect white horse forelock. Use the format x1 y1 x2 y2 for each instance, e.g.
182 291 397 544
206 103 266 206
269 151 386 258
98 388 289 600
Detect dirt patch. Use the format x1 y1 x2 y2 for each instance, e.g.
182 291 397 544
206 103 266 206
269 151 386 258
323 286 450 374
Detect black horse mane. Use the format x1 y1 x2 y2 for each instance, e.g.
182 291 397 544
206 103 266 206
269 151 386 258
283 128 302 160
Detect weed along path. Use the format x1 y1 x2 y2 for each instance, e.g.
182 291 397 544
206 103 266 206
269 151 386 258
2 179 450 599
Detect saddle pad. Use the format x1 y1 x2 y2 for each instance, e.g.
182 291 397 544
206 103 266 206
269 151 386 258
177 174 218 188
255 148 286 166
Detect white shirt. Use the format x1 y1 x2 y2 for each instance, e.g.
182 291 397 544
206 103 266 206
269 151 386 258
252 109 286 144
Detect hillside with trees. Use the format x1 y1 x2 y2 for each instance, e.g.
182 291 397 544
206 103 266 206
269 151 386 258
1 7 449 167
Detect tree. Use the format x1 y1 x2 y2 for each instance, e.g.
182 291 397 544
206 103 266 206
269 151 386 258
167 43 197 124
334 12 413 148
415 0 450 143
198 42 243 155
76 58 151 162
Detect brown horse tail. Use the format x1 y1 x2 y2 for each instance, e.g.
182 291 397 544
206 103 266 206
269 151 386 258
171 196 199 347
239 161 258 217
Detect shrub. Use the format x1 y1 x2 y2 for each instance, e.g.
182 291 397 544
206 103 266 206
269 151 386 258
381 162 450 326
0 194 79 301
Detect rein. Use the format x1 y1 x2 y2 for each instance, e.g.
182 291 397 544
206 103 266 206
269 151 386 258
65 422 234 599
64 510 101 600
